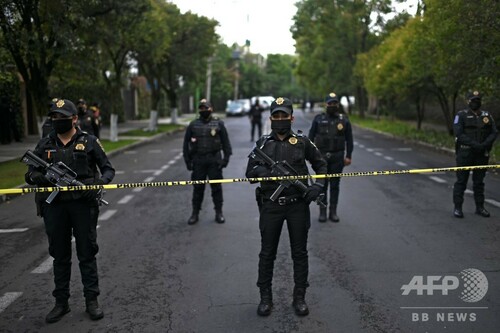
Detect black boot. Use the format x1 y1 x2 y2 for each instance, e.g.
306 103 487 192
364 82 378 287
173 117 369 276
85 297 104 320
188 210 199 225
257 288 273 316
329 205 339 222
292 287 309 316
475 206 490 217
453 206 464 218
215 209 225 223
318 207 327 222
45 300 70 323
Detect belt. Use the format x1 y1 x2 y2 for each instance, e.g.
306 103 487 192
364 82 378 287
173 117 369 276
263 193 303 206
324 151 344 158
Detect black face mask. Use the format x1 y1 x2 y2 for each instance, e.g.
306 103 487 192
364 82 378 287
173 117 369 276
199 110 211 120
326 105 339 116
271 119 292 135
52 118 74 134
469 100 481 111
77 106 86 113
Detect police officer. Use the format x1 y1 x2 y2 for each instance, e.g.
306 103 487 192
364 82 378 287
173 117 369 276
76 99 99 137
308 92 353 222
246 97 327 316
25 98 115 323
453 91 498 218
249 98 265 141
183 99 232 224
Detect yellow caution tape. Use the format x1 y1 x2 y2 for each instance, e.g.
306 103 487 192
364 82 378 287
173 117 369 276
1 164 498 196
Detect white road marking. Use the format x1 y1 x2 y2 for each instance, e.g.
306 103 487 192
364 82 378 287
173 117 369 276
465 189 473 195
153 170 163 176
161 165 170 170
384 156 394 161
148 150 162 153
374 152 383 156
429 176 447 184
144 177 155 182
115 170 125 175
485 199 500 208
134 170 157 173
366 148 374 152
0 292 23 313
31 257 52 274
0 228 28 233
167 160 176 165
394 148 412 151
99 209 117 221
132 188 144 193
117 195 134 204
358 144 365 148
395 161 408 167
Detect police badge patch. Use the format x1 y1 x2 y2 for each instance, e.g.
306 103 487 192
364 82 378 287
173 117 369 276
211 128 217 136
289 137 297 145
75 143 85 151
483 117 489 124
337 123 344 131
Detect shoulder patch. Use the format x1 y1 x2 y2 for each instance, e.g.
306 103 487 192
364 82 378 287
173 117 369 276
96 138 105 152
453 115 459 124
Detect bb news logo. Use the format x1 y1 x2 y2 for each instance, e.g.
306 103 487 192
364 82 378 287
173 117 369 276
401 268 488 302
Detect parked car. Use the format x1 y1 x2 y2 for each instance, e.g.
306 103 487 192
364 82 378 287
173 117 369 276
236 99 251 114
225 100 246 116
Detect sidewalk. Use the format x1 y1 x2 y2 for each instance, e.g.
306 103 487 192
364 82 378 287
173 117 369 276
0 115 192 164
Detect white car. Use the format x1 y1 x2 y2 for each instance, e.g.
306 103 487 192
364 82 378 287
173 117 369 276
225 100 246 116
251 96 275 110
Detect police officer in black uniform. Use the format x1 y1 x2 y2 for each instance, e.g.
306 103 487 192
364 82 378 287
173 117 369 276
308 92 353 222
453 91 497 218
183 99 232 224
76 99 99 138
246 97 327 317
25 98 115 323
249 98 265 141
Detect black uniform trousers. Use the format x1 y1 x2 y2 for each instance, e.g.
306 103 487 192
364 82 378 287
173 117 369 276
257 198 310 290
191 154 223 211
321 151 345 206
453 149 490 207
251 120 262 141
42 200 100 301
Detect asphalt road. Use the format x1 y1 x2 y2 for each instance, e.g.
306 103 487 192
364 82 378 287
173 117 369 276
0 110 499 332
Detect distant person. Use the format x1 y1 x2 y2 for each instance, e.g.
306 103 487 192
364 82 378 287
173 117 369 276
183 99 232 224
9 102 22 142
89 102 102 138
452 91 497 218
308 92 353 222
25 98 115 323
0 95 11 144
76 99 99 137
249 98 265 141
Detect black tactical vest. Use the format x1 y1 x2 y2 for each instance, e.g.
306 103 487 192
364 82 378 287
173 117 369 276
461 110 494 144
191 118 222 154
314 113 348 152
258 134 309 194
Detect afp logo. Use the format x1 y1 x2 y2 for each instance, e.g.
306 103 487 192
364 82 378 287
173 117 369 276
401 268 488 302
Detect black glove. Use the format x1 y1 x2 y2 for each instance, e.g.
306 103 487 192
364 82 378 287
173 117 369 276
29 170 48 185
218 158 229 169
185 159 193 171
304 183 323 203
254 165 271 177
82 179 105 202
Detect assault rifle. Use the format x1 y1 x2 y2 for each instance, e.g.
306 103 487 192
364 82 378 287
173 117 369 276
21 150 108 205
252 146 326 207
